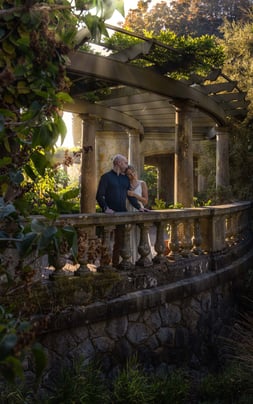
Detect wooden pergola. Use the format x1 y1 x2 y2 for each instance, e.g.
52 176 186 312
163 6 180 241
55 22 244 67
64 25 249 211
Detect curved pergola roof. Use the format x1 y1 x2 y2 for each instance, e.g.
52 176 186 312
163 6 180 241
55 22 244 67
65 26 249 136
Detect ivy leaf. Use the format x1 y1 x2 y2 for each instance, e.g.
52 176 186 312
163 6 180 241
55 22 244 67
30 151 49 176
56 92 73 103
0 334 17 361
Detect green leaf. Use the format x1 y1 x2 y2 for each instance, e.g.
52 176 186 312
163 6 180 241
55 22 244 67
0 203 16 219
0 157 12 168
16 232 38 258
0 109 16 119
0 334 17 361
32 342 47 379
75 0 95 11
31 219 46 234
56 92 73 103
115 0 125 18
2 41 15 55
30 151 49 176
1 356 24 382
24 164 37 181
61 188 80 201
0 28 5 39
9 170 24 185
16 34 30 48
38 226 58 251
56 116 67 138
63 226 78 259
21 101 41 121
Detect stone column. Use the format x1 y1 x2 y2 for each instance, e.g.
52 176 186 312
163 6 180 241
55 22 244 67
174 102 194 207
128 129 140 173
72 113 82 147
159 155 174 204
80 114 97 213
216 126 230 189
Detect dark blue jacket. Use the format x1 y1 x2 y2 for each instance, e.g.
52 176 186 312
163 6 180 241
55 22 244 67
96 170 141 212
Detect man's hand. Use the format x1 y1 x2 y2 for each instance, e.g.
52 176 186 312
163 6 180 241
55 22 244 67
104 207 114 214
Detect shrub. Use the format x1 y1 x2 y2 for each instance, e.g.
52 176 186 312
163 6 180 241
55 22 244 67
111 356 155 404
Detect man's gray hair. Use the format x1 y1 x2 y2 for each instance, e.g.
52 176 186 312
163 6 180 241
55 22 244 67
112 154 127 166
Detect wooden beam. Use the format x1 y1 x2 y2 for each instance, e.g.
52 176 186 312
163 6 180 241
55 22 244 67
64 100 144 134
68 51 228 125
211 92 246 102
109 41 153 62
202 81 237 94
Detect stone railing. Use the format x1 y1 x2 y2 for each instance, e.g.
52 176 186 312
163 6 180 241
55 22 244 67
33 201 252 281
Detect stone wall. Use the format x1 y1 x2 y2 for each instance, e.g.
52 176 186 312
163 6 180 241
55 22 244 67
35 256 249 391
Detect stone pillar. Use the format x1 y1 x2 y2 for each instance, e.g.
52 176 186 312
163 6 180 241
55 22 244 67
128 129 140 173
216 127 230 189
159 155 174 204
72 113 82 147
80 114 97 213
174 102 194 207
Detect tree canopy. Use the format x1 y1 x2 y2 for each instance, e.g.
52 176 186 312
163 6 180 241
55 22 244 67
124 0 253 37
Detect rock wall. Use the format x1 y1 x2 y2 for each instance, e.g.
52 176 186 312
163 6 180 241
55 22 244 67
35 262 247 391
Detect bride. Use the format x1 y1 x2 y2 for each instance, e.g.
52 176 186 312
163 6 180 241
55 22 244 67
126 165 151 264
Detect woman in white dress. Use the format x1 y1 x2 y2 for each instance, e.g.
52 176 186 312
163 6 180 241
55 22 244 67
126 165 151 264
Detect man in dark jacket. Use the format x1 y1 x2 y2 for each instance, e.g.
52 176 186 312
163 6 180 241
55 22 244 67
96 154 143 266
96 154 142 213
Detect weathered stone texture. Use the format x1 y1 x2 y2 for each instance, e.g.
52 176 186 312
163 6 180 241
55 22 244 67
34 263 246 394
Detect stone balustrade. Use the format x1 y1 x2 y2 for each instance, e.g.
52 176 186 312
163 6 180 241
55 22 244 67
34 201 252 280
2 201 253 388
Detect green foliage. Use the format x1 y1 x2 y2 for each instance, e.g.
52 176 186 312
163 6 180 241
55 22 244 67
151 369 190 404
168 202 184 209
219 19 253 121
123 0 252 38
30 217 78 266
0 0 75 204
193 196 212 207
0 197 37 269
152 198 167 210
112 356 155 403
152 199 184 209
45 356 190 404
198 362 253 403
0 0 124 209
142 165 157 207
0 305 47 383
105 29 224 79
46 359 111 404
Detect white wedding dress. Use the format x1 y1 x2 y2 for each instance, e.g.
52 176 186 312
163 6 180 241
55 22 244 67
127 181 152 264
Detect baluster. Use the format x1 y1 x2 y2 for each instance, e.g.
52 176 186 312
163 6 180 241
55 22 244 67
239 210 248 241
243 209 252 240
97 225 115 272
153 220 167 263
225 215 233 247
136 223 152 267
118 224 134 271
168 220 181 260
49 239 68 280
233 212 241 244
191 218 203 255
181 219 193 258
75 228 90 276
